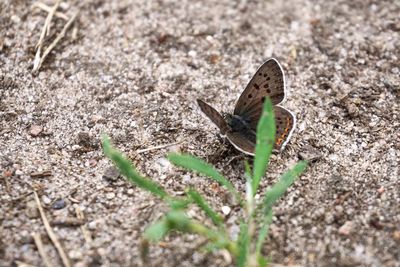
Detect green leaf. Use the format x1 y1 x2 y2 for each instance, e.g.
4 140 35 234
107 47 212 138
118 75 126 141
187 189 223 227
257 255 270 267
102 135 168 199
257 255 268 267
255 209 273 258
244 160 252 182
167 153 242 204
144 219 169 241
263 161 307 212
245 161 254 213
236 222 250 267
252 98 275 195
166 210 191 230
169 198 191 210
144 210 192 241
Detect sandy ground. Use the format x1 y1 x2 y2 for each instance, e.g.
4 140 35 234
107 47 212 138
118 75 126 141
1 0 399 266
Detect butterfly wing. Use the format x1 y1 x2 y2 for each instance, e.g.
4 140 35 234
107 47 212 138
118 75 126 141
197 99 230 135
227 104 295 153
234 58 285 117
273 106 296 150
226 131 256 156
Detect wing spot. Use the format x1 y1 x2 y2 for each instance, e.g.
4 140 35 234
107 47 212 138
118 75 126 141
266 89 271 93
266 77 271 81
254 83 260 90
275 118 292 146
258 73 262 76
248 94 252 98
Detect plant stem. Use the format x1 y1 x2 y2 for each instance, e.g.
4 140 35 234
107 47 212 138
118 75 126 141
188 222 238 256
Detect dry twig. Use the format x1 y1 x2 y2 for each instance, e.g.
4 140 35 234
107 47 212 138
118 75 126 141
15 261 38 267
35 0 62 49
33 11 78 73
32 232 53 267
75 206 93 243
33 2 69 20
33 0 61 71
33 190 72 267
33 8 78 73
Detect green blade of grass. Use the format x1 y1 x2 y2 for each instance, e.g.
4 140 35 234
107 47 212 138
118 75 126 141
167 153 242 204
165 209 191 230
245 161 254 214
144 210 192 242
188 222 236 253
236 222 250 267
257 255 269 267
263 161 307 213
144 219 169 242
257 255 270 267
187 189 224 227
252 98 275 195
244 160 252 182
147 210 236 254
169 198 191 210
255 209 273 258
102 135 169 199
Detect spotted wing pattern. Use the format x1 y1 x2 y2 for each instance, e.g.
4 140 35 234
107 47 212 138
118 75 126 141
197 99 230 135
273 106 296 150
234 58 285 117
197 58 295 155
226 105 295 155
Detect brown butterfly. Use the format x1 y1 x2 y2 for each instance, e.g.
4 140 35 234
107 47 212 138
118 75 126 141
197 58 296 156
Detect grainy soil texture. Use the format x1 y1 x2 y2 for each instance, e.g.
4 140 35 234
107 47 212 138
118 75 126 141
1 0 399 266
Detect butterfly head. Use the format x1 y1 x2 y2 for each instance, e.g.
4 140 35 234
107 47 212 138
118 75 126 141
222 112 234 124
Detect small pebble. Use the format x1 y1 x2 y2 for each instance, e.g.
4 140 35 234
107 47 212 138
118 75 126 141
221 206 231 215
25 200 39 218
103 167 120 182
106 192 115 200
69 249 83 260
42 195 52 205
52 199 67 210
338 221 354 235
88 221 97 230
393 231 400 241
299 145 322 162
29 125 43 136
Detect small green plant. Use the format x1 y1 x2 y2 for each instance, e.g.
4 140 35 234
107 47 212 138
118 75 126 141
102 99 307 267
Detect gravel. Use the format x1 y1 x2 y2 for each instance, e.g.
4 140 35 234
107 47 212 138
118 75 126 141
1 0 399 266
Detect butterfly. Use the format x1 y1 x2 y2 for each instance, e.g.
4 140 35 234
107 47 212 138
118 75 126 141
197 58 296 156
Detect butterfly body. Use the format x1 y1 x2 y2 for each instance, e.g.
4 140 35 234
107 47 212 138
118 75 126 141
197 58 296 156
223 114 257 144
224 114 254 134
